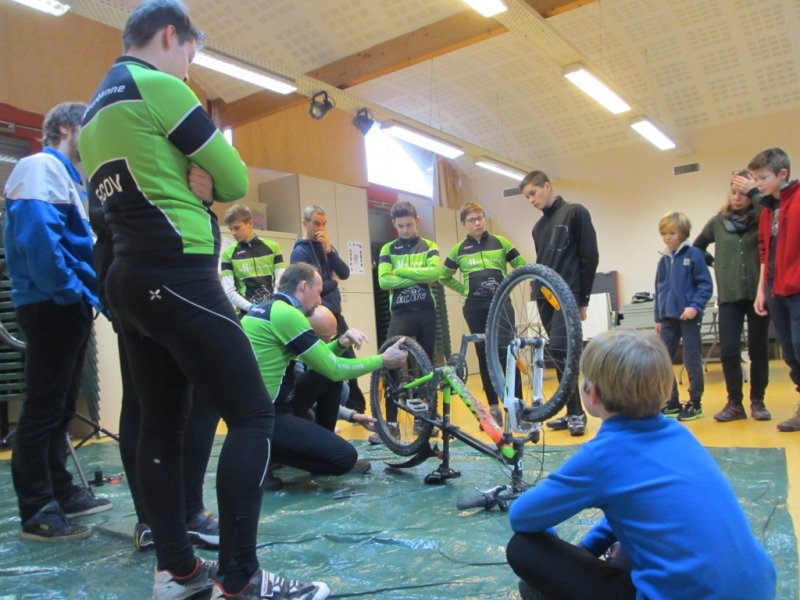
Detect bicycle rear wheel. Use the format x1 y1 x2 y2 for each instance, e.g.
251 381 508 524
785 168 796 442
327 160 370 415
485 264 582 423
370 336 437 456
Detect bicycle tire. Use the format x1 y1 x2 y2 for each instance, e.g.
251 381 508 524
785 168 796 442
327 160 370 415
370 335 437 456
485 264 582 423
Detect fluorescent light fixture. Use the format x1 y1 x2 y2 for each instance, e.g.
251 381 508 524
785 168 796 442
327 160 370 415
630 117 676 151
0 154 20 165
10 0 70 16
193 50 296 95
222 128 233 145
381 121 464 159
563 64 630 115
475 158 525 181
461 0 507 17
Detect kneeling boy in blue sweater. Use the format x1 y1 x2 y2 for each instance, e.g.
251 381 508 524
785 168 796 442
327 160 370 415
506 329 775 600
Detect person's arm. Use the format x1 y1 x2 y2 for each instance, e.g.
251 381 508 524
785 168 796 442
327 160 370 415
687 249 714 314
580 517 617 557
394 241 441 283
439 247 466 295
3 157 92 306
576 206 600 308
377 243 415 290
508 447 597 533
327 245 350 280
754 264 768 316
220 273 253 312
146 75 248 202
502 236 528 270
290 242 311 265
692 218 716 268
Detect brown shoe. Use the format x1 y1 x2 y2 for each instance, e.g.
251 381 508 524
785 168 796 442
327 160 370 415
750 403 772 421
777 405 800 432
713 403 746 422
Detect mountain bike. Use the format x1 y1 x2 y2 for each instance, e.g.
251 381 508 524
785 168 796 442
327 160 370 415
370 264 582 510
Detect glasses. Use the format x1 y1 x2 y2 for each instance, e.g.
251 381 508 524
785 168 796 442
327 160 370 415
465 214 485 224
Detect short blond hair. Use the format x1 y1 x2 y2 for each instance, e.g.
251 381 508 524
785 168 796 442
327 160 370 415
658 212 691 240
580 329 673 418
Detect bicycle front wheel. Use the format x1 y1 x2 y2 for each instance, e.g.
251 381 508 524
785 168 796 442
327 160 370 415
370 336 437 456
485 264 582 423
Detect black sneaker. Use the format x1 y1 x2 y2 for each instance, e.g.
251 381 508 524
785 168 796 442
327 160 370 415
567 414 587 437
20 500 91 542
134 522 154 552
678 402 704 421
348 459 371 474
210 569 330 599
187 510 219 549
660 404 681 418
60 486 113 518
545 416 568 430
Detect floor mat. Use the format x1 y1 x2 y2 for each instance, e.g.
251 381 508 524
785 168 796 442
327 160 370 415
0 440 795 599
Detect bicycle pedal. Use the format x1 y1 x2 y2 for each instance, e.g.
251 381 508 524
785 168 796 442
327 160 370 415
400 397 429 416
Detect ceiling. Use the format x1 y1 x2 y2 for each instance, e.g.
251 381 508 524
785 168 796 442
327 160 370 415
69 0 800 175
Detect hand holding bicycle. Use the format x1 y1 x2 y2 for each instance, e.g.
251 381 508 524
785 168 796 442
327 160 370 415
380 337 407 368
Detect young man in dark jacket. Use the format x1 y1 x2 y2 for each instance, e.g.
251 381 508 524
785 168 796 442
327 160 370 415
521 170 599 436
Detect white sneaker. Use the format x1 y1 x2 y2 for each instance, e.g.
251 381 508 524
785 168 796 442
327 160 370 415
153 558 217 600
210 569 330 599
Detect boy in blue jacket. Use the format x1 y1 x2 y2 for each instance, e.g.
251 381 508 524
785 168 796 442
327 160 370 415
654 212 713 420
506 329 775 600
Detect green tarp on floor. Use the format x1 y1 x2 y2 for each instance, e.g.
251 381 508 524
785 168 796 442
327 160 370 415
0 440 795 599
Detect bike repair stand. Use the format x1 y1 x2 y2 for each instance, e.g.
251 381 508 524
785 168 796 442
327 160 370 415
425 379 460 485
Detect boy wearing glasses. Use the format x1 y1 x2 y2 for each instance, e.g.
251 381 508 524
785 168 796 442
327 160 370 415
440 201 527 425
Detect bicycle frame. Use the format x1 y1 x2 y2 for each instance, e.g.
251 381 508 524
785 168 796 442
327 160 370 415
396 334 543 495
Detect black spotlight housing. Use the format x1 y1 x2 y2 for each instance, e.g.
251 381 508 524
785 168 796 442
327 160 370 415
309 91 334 120
352 108 375 135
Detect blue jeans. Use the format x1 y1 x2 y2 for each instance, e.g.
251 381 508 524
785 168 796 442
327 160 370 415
766 292 800 390
659 316 703 406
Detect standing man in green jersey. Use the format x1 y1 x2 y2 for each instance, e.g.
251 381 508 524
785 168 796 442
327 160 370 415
440 201 528 425
221 204 285 315
372 201 440 442
79 2 329 599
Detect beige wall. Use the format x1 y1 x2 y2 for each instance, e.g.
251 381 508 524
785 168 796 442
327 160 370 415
234 103 368 189
0 5 120 114
477 105 800 306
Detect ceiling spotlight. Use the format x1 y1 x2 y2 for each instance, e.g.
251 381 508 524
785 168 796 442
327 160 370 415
352 108 375 135
309 91 335 120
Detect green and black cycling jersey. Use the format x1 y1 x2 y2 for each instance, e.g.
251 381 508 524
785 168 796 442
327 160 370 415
220 236 284 309
378 236 440 313
440 231 527 304
242 293 382 403
79 56 248 261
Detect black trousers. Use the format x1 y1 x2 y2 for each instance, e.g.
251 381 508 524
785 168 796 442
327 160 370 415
507 531 635 600
334 311 368 413
766 291 800 389
12 300 92 522
271 408 357 475
717 300 770 405
117 331 220 523
107 257 273 588
290 368 342 432
384 308 437 422
539 301 583 417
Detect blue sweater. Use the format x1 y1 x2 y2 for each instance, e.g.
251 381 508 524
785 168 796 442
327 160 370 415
3 148 101 311
654 241 713 322
290 239 349 315
509 415 775 600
